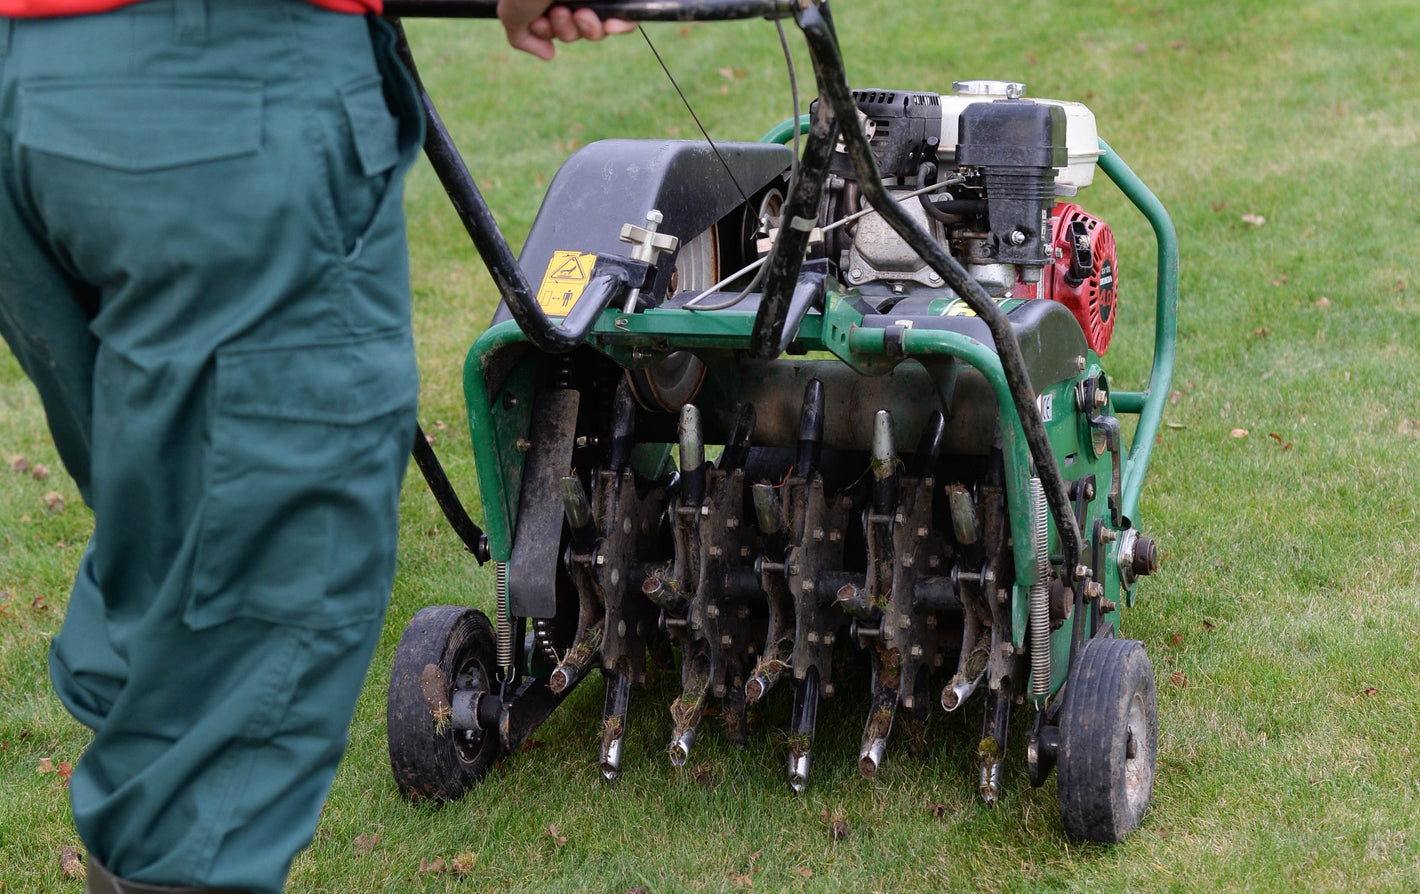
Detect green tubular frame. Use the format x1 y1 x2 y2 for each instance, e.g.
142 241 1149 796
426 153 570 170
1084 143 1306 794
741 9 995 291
1096 139 1179 523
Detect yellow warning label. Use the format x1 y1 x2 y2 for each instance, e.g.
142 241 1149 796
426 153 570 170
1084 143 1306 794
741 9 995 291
536 251 597 317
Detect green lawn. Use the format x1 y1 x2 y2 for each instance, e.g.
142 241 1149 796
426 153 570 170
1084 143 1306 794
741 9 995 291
4 1 1420 890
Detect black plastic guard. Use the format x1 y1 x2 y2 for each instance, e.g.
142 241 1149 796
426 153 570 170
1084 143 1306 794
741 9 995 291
493 139 793 324
507 388 580 619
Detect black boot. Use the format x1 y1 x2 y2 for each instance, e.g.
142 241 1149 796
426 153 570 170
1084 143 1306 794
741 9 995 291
86 855 253 894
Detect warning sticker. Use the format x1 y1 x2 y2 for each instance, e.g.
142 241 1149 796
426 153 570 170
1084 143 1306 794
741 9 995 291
536 251 598 317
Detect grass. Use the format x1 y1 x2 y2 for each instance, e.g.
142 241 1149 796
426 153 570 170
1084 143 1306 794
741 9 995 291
4 0 1420 890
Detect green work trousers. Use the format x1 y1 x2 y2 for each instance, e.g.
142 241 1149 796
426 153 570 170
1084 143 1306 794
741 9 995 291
0 1 423 890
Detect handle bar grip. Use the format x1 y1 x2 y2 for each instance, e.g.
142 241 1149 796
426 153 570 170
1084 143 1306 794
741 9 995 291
382 0 800 19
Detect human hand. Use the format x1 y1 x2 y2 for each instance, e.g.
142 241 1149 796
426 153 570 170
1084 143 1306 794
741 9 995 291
497 1 636 61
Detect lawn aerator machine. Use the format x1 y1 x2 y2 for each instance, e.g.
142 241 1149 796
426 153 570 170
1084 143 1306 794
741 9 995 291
381 0 1178 842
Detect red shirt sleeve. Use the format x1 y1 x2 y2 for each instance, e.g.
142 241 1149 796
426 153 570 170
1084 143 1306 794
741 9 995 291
0 0 380 17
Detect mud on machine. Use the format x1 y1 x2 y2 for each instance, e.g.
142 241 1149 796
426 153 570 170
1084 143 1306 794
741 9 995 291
381 0 1178 842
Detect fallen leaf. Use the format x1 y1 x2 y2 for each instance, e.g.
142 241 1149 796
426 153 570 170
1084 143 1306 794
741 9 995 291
43 492 65 513
31 463 49 480
57 761 73 786
791 867 814 879
1210 201 1229 212
1164 422 1186 430
451 852 477 874
1230 428 1249 439
546 824 567 847
38 757 56 774
728 871 754 888
520 739 544 753
1170 633 1184 646
1315 296 1331 309
9 455 29 473
1392 279 1406 293
1272 274 1290 286
31 595 47 611
1267 432 1293 450
418 857 447 874
1133 42 1148 54
353 832 381 854
1241 213 1266 227
60 846 85 879
928 802 949 819
1169 671 1188 687
434 420 447 430
1361 686 1379 697
1203 620 1216 631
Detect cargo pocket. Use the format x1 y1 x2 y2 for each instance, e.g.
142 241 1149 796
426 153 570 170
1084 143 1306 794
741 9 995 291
16 78 262 172
186 329 418 631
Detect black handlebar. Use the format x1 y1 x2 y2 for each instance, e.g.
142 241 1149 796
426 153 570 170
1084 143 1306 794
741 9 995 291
382 0 799 20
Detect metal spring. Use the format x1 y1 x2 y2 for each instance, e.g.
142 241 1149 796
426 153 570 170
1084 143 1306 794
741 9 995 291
495 561 514 671
1029 477 1052 699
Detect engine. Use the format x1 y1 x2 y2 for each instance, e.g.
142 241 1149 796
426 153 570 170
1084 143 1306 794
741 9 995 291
817 81 1120 354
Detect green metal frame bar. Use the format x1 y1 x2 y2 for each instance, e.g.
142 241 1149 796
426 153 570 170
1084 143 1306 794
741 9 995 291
464 319 530 562
1094 139 1178 524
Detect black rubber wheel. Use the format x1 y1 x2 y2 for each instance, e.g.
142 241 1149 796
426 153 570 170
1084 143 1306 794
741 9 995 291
1056 637 1158 842
387 606 500 801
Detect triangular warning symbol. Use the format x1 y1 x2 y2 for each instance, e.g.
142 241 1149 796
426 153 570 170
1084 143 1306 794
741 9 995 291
550 254 585 280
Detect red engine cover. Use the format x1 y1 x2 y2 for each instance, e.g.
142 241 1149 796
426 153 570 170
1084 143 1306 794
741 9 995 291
1045 202 1118 355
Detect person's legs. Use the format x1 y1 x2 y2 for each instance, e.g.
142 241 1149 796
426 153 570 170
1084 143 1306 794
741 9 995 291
0 2 422 889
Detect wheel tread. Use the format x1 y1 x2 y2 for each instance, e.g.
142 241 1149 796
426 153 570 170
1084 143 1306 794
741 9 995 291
1057 636 1157 842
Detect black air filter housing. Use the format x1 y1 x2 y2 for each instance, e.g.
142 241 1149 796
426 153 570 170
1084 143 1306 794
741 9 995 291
956 100 1066 268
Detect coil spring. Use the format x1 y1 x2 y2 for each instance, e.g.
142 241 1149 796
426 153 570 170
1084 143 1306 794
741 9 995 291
1029 477 1052 699
495 561 515 671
